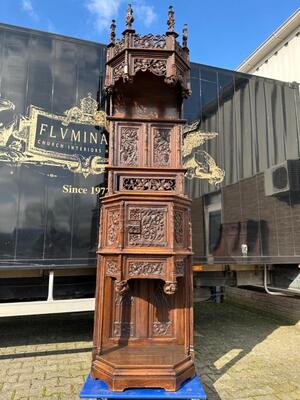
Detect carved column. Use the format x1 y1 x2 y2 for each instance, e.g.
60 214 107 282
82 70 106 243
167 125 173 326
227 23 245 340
91 5 194 392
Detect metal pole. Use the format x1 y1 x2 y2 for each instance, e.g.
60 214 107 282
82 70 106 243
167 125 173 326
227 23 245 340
47 270 54 301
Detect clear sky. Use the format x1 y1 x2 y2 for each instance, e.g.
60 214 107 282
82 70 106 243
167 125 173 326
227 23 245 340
0 0 299 70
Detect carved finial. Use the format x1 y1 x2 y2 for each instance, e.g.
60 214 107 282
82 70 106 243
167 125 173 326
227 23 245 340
182 24 188 47
125 4 134 30
110 19 116 44
167 5 175 32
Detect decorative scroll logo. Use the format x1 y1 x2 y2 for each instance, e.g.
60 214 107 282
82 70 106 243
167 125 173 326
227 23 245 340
0 94 108 177
183 120 225 185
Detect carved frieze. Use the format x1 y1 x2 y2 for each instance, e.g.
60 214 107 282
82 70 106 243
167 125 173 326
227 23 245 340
153 129 171 167
127 207 167 247
174 210 184 246
128 261 165 276
133 34 166 49
113 322 134 337
153 321 172 336
134 59 167 77
120 127 139 165
107 210 120 246
121 177 176 191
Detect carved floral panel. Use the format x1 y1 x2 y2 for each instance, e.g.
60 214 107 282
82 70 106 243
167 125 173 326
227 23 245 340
107 210 120 246
127 207 167 247
119 127 139 166
174 210 184 246
128 261 165 276
106 260 120 276
133 34 166 49
153 129 171 167
134 58 167 77
113 61 125 82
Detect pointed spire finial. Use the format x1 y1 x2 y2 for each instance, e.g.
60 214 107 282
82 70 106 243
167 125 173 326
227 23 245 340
167 5 175 32
110 19 116 44
182 24 188 47
125 4 134 30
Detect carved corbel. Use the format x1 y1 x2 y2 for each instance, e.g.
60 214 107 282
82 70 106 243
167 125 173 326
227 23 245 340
163 280 178 295
115 280 129 294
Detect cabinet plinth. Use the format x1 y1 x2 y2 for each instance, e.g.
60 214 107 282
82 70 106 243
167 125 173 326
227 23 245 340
91 9 194 391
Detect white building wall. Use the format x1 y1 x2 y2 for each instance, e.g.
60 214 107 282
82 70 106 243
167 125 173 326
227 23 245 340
251 31 300 83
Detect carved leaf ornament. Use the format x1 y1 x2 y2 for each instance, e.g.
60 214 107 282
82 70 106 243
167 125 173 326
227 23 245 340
128 208 166 247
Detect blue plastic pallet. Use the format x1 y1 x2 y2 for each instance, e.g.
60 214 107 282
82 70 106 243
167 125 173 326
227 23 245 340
80 374 206 399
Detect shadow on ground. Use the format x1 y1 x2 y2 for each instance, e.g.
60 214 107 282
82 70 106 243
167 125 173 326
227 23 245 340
0 312 94 360
193 301 295 400
0 302 298 399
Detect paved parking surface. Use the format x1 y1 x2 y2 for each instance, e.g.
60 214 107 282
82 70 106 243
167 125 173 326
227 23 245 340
0 301 299 400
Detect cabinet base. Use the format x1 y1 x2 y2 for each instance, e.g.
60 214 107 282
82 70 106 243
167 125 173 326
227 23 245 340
91 344 195 392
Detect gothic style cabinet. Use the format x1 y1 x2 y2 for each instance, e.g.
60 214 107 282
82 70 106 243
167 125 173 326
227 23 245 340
91 6 195 391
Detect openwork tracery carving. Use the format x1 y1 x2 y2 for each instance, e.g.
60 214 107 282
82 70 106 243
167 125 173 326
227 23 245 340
120 127 138 165
128 261 165 276
134 59 167 77
121 177 176 191
153 129 171 167
133 34 166 49
128 208 166 247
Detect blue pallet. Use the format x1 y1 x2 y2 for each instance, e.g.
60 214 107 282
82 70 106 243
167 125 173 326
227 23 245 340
80 374 206 399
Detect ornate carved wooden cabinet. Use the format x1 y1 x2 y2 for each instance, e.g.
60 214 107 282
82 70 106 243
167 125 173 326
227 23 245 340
91 6 195 392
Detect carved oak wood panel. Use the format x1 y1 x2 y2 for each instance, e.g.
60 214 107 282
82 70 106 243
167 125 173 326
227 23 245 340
125 204 169 248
